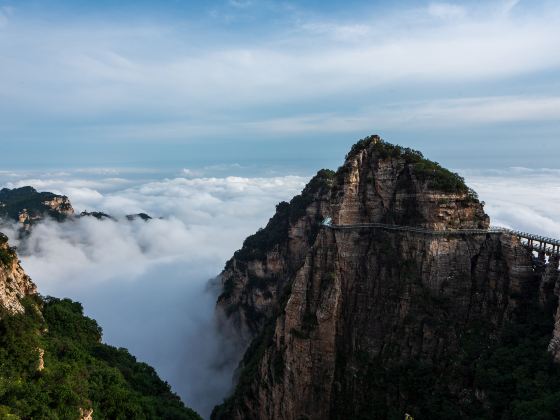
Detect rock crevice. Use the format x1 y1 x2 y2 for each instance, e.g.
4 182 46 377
212 136 556 420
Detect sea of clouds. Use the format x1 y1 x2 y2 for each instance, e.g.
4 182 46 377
465 168 560 238
0 167 559 418
0 169 306 418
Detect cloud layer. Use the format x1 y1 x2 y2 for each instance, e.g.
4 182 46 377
2 167 559 416
466 168 560 238
2 173 305 418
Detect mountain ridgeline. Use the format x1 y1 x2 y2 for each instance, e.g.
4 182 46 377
212 136 560 419
0 186 74 226
0 186 152 230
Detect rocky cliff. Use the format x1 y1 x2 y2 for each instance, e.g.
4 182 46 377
0 186 74 227
0 232 201 419
215 137 490 348
0 232 37 314
0 186 155 229
213 136 560 419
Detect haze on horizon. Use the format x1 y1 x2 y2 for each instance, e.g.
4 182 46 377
1 1 560 418
0 0 559 171
1 165 558 418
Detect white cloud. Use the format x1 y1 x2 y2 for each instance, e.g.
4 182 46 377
0 174 306 418
465 169 560 238
228 0 252 8
428 3 467 20
0 6 13 28
2 168 560 416
501 0 521 15
182 168 202 178
299 22 371 41
5 177 130 193
400 96 560 126
232 95 560 135
0 1 559 139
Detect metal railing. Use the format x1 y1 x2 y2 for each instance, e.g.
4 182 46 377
321 221 560 256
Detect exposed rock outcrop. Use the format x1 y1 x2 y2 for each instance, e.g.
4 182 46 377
0 186 74 228
79 210 116 221
0 186 153 229
545 255 560 360
0 232 37 314
80 211 153 222
216 137 490 348
0 231 202 419
37 347 45 371
126 212 152 221
79 407 94 420
212 136 558 420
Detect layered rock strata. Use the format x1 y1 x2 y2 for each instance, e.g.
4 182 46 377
213 136 554 420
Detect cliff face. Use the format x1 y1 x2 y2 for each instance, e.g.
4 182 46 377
216 169 334 345
0 186 74 227
0 232 202 419
213 136 558 419
216 137 489 347
0 232 37 314
0 186 154 231
545 255 560 360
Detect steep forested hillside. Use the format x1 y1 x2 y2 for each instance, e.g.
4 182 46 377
0 232 201 420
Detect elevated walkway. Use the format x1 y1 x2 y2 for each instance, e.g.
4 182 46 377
321 221 560 258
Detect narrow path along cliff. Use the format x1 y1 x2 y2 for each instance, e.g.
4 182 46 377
211 135 560 420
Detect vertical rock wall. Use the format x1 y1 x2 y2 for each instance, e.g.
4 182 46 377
0 232 37 314
212 137 558 419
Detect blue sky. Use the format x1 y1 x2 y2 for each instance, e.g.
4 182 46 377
1 3 560 413
0 0 559 172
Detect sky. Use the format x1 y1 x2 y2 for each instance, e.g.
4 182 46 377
1 1 559 418
0 0 559 171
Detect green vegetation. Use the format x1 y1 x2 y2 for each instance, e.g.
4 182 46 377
333 300 560 420
225 135 477 279
471 305 560 419
344 134 472 195
0 296 201 420
412 159 467 194
221 276 236 298
0 187 71 222
227 169 335 268
289 169 335 223
0 248 14 268
0 235 15 268
247 273 275 292
232 201 290 262
346 134 420 161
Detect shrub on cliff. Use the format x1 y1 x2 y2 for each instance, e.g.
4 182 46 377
345 135 469 194
0 234 15 267
0 296 202 419
230 169 334 267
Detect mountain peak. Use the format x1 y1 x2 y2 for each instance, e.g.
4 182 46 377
331 135 488 229
216 136 490 353
0 186 74 226
212 135 557 420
